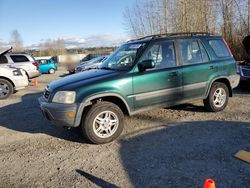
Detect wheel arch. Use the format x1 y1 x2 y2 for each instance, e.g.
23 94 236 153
74 93 131 127
0 76 15 87
206 77 232 98
83 93 131 115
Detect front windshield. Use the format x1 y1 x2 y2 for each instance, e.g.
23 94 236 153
99 42 146 71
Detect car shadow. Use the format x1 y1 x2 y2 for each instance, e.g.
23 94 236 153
0 92 85 143
168 103 207 113
119 120 250 188
233 85 250 95
75 169 119 188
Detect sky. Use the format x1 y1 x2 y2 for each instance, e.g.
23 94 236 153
0 0 135 49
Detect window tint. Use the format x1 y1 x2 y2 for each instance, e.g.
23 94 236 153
139 41 176 70
179 40 203 65
208 39 230 57
10 55 29 63
0 56 8 64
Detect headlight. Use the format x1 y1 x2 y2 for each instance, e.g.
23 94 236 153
13 69 22 76
52 91 76 104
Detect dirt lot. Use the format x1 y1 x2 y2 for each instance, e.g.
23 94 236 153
0 67 250 188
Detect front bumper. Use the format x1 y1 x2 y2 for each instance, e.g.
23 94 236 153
12 76 29 90
38 97 82 127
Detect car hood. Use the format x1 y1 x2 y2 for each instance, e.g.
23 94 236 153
48 69 119 91
0 47 12 57
243 35 250 54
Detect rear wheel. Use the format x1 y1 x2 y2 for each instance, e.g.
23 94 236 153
81 101 124 144
203 82 229 112
48 68 55 74
0 79 14 99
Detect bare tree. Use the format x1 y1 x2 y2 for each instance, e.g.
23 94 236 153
124 0 250 60
10 30 23 51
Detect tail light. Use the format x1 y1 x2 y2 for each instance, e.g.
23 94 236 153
32 61 39 70
223 38 234 57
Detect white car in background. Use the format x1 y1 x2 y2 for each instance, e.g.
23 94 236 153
0 66 28 99
0 48 40 79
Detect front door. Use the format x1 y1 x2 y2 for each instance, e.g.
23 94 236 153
132 40 182 110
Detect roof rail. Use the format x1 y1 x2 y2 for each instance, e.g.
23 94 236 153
127 32 212 43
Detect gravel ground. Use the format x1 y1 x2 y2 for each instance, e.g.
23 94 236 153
0 67 250 188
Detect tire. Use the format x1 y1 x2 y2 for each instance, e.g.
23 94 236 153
48 69 55 74
0 79 14 100
203 82 229 112
81 101 124 144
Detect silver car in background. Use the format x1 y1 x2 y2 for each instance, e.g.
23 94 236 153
75 56 107 73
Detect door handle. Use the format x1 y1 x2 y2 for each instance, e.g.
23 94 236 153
169 71 178 77
208 66 214 70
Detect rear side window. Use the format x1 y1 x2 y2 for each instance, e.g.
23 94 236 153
10 55 29 63
208 39 230 57
179 40 203 65
0 56 8 64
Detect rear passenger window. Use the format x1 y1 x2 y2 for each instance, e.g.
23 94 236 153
179 40 203 65
0 56 8 64
10 55 29 63
208 39 230 57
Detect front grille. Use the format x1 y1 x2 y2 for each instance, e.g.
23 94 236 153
44 89 50 100
242 68 250 77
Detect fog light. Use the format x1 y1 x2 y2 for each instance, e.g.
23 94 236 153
67 112 75 118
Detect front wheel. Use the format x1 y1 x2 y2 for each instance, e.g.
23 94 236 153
0 79 14 99
203 82 229 112
81 101 124 144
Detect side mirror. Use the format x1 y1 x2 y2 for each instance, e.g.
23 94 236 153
138 59 155 72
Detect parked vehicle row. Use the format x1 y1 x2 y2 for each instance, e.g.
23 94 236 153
0 47 62 99
39 32 240 144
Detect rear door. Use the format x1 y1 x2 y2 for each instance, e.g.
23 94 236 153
132 40 182 110
177 38 216 100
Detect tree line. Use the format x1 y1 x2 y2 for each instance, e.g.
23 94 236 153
124 0 250 60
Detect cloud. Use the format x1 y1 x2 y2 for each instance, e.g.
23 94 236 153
25 34 128 50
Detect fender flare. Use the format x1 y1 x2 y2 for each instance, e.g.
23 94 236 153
74 93 131 127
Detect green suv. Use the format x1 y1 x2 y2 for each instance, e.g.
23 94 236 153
39 33 240 144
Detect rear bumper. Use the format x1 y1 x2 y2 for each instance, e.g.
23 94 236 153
240 76 250 82
38 97 81 127
229 74 240 89
27 70 41 79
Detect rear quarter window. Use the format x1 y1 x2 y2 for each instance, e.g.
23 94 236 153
208 39 230 58
10 55 30 63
